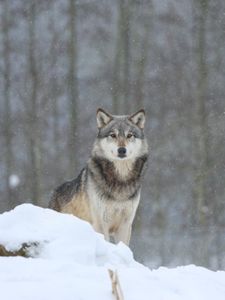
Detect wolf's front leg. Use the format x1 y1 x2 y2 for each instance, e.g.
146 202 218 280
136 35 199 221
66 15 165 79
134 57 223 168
92 215 112 242
114 224 132 246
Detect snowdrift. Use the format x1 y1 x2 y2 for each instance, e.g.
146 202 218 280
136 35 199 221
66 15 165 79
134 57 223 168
0 204 225 300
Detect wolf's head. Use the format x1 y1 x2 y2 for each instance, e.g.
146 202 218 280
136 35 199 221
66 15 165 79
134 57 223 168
92 108 148 161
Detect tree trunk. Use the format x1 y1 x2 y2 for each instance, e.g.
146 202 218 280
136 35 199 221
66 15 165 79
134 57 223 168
134 2 153 110
122 0 131 111
2 1 13 209
27 1 41 205
49 5 61 182
194 0 209 225
112 0 131 114
67 0 79 177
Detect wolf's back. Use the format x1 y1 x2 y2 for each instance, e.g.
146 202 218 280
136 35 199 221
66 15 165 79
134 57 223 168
48 168 87 211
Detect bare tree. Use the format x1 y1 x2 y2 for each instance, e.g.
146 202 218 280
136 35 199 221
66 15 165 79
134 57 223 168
1 1 13 209
194 0 209 225
48 4 61 182
67 0 79 177
112 0 132 113
26 1 42 205
133 1 153 109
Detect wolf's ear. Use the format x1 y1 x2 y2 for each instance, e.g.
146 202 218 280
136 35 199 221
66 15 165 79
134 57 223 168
96 108 113 128
129 109 146 129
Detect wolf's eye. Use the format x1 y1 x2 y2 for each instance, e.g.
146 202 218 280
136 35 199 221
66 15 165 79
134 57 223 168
127 133 133 139
110 133 117 138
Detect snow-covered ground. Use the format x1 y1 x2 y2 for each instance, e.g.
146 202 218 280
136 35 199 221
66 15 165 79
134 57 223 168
0 204 225 300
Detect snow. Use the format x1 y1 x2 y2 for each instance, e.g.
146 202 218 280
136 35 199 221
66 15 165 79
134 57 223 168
8 174 20 188
0 204 225 300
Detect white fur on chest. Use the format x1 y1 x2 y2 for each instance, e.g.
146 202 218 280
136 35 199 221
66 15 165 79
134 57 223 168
89 184 140 226
113 159 134 179
104 196 138 222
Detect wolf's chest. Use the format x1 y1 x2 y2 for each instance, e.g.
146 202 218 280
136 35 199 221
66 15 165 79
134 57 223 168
90 189 140 224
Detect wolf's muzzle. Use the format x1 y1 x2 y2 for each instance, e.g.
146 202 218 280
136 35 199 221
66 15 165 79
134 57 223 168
118 147 127 158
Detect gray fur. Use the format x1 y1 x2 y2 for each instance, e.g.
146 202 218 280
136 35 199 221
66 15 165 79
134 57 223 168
49 108 148 245
97 117 145 139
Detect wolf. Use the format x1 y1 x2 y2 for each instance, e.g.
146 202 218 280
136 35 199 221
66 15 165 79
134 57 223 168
49 108 148 245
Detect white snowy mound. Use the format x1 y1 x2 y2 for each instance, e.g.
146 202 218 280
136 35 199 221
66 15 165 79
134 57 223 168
0 204 225 300
0 204 135 266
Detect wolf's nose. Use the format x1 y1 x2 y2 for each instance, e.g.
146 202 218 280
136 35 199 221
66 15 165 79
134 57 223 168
118 147 126 157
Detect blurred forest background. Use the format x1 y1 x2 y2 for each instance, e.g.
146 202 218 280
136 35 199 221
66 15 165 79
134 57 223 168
0 0 225 270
